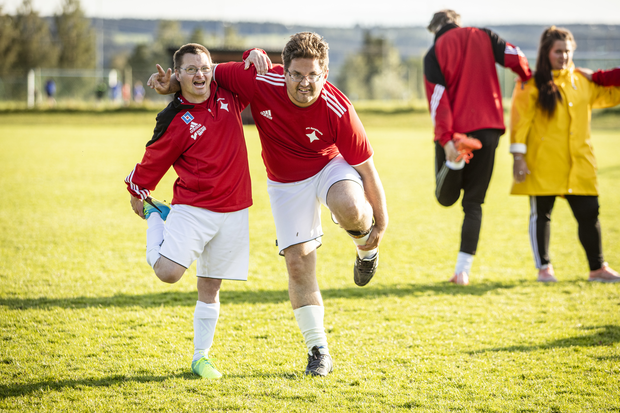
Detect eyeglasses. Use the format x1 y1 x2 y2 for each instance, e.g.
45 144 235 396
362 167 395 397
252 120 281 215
287 71 323 83
179 66 212 76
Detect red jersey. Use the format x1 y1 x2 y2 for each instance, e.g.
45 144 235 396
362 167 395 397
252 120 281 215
592 67 620 87
125 82 252 213
424 24 531 146
212 62 373 183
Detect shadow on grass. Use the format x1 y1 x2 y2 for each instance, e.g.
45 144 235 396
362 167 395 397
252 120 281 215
0 370 311 399
0 280 522 310
0 372 197 400
471 325 620 354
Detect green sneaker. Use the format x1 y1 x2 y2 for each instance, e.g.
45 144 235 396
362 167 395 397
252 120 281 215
191 357 222 379
144 197 170 220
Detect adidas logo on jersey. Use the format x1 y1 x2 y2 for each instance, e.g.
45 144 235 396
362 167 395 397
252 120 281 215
260 110 272 120
189 122 202 133
189 121 206 140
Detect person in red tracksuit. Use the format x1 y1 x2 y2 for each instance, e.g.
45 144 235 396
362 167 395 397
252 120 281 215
423 10 532 285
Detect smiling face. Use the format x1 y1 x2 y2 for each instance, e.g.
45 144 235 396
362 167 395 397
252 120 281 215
175 52 212 103
548 39 573 71
285 58 328 108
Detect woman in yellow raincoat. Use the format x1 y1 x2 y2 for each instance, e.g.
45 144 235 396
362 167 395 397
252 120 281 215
510 26 620 283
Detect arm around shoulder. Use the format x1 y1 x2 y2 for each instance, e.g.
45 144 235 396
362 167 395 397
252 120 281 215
591 68 620 87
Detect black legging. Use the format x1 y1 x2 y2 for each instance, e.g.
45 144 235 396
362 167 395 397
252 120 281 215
529 195 604 271
434 129 501 255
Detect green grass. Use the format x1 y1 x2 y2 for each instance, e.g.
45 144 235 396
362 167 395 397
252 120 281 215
1 109 619 412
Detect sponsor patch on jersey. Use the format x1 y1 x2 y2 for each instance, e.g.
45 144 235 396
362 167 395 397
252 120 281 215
260 110 272 120
190 125 206 140
181 112 194 124
188 120 206 140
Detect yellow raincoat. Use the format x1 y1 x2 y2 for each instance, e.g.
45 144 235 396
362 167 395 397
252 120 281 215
510 66 620 196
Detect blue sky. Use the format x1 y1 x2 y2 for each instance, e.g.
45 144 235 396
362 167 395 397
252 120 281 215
4 0 620 27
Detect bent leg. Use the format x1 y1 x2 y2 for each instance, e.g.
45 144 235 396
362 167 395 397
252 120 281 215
326 180 373 233
435 141 462 207
152 255 186 283
326 179 377 260
566 195 604 271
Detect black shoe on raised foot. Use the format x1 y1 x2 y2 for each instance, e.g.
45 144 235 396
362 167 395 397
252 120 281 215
305 346 333 377
353 252 379 287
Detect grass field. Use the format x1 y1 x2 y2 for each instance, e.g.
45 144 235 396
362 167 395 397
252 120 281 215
0 108 619 412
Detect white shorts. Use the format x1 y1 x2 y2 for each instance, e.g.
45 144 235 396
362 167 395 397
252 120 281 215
267 155 363 255
160 204 250 281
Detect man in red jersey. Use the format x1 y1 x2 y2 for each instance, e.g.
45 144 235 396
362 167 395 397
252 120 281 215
149 32 388 377
126 43 255 380
424 10 531 286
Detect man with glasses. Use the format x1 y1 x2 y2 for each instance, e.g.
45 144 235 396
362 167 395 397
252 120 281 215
125 43 255 380
149 32 388 377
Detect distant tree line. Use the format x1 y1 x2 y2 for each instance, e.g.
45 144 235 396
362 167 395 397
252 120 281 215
0 0 428 103
0 0 95 75
337 31 425 101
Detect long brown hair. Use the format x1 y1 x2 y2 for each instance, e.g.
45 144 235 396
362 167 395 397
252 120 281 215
534 26 576 116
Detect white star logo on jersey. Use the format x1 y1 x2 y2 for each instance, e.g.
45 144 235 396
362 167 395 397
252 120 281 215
217 98 229 112
306 131 319 143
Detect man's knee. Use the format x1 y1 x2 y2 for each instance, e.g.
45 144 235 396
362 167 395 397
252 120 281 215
437 192 460 207
153 258 185 283
572 200 599 223
283 244 315 282
197 277 222 303
435 166 462 207
328 186 371 229
285 253 306 279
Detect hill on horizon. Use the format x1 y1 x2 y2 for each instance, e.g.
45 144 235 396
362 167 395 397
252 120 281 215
98 19 620 74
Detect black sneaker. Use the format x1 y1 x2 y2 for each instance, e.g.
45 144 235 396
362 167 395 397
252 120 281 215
305 346 333 377
353 252 379 286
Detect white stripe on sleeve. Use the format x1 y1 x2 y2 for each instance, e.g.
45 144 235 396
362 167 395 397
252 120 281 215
429 84 445 127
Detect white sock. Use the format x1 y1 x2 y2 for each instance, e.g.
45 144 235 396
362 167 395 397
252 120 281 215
293 305 329 355
455 252 474 275
349 231 378 260
193 301 220 362
446 159 465 170
145 213 165 268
